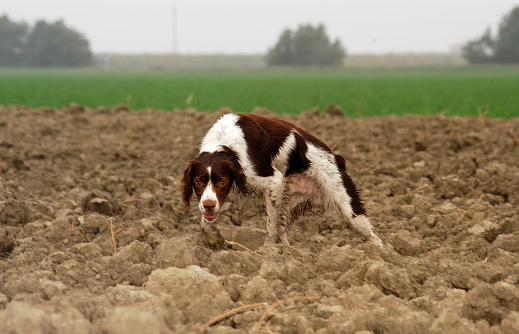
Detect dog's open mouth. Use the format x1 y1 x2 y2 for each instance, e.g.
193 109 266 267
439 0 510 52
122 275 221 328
204 211 218 222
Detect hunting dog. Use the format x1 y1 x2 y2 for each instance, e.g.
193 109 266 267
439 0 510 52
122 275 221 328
181 113 383 247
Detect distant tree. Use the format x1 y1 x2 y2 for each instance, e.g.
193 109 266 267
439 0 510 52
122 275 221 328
0 15 29 66
26 20 93 67
463 6 519 64
462 28 494 63
266 29 295 66
493 7 519 63
266 24 346 66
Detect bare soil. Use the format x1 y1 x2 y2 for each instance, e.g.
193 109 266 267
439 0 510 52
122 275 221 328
1 105 519 334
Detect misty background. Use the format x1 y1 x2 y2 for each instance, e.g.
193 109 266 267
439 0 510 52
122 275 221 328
1 0 519 68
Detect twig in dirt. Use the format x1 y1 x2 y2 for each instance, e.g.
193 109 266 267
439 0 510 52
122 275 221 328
330 139 341 151
110 217 117 254
79 227 92 243
253 296 319 333
508 129 519 147
477 109 487 129
225 240 263 257
317 240 325 249
255 328 275 334
405 184 429 197
203 302 269 328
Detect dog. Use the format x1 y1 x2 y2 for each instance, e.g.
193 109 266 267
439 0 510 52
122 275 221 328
181 113 383 248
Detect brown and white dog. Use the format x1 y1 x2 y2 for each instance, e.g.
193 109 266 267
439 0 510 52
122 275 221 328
181 113 383 247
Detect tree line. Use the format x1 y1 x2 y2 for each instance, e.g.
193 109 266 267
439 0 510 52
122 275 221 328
462 6 519 64
267 6 519 66
1 6 518 68
0 15 93 67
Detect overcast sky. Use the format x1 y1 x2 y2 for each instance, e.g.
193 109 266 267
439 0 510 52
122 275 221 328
2 0 518 54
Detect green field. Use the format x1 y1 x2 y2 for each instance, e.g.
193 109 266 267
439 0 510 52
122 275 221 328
1 67 518 118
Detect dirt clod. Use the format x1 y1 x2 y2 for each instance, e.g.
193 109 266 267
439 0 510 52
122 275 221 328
1 105 519 333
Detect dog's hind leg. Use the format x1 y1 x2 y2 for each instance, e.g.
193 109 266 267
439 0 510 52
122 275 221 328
331 183 383 247
335 168 383 247
307 147 383 247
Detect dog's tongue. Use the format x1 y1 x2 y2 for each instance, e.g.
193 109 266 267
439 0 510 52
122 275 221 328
204 212 217 221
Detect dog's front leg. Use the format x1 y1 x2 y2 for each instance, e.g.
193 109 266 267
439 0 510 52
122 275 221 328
263 171 289 246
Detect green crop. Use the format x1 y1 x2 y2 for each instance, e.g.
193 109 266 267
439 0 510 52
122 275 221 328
1 68 518 118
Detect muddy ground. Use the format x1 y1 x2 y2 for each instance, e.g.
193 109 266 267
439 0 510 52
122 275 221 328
0 104 519 334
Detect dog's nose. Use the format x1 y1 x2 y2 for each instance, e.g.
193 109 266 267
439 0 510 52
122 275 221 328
203 200 217 212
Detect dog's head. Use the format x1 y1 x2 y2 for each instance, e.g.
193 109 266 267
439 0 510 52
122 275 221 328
181 147 247 223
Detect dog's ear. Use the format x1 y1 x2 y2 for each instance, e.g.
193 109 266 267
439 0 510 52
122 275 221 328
223 160 248 194
181 160 198 206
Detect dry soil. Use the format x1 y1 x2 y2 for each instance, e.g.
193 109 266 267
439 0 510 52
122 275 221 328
1 105 519 333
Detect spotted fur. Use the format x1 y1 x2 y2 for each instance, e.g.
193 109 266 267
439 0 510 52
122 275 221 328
181 113 383 247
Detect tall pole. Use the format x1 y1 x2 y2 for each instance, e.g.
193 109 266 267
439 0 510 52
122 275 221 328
172 7 178 54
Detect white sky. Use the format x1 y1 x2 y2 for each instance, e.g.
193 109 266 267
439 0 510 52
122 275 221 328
2 0 518 54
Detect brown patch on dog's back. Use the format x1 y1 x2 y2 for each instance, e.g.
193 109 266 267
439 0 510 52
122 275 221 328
237 113 330 177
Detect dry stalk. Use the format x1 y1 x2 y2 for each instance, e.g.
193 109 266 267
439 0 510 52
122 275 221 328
110 217 117 254
398 220 404 230
477 109 487 129
253 296 319 333
79 227 92 243
330 139 341 151
225 240 263 257
405 184 429 197
508 129 519 147
203 302 268 328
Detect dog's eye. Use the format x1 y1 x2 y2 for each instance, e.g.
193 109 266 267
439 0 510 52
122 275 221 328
218 180 226 186
195 180 203 186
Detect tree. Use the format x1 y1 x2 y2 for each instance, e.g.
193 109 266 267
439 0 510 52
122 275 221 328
462 29 494 64
463 6 519 64
26 20 93 67
493 7 519 63
0 15 93 67
0 15 28 66
265 29 295 66
266 24 346 66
